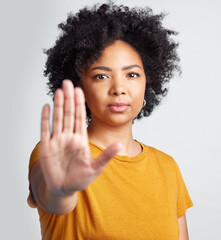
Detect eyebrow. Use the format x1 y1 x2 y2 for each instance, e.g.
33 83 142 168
89 64 142 72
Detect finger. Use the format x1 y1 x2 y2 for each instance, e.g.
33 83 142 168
41 104 51 143
74 87 87 136
63 80 75 132
52 89 64 136
92 142 122 172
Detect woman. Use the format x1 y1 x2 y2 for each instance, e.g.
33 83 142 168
28 2 193 239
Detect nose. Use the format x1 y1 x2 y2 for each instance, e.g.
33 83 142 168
109 76 127 96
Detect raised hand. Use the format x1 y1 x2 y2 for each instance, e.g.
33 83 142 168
39 80 122 197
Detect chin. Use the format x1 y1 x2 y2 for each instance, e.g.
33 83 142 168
102 114 134 126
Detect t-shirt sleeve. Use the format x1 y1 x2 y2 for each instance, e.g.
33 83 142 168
174 161 194 218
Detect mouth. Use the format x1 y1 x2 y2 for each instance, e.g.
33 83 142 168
107 103 130 113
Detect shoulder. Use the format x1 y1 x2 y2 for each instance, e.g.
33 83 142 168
141 143 185 189
30 141 41 165
30 141 41 158
142 143 175 161
141 143 178 169
29 141 41 179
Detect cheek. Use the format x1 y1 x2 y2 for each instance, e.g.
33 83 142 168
130 83 146 110
132 83 145 99
84 89 106 110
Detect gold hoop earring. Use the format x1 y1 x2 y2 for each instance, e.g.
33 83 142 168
143 99 146 107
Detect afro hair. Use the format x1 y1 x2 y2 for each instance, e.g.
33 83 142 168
44 1 180 122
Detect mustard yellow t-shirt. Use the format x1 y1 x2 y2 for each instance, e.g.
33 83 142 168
28 141 193 240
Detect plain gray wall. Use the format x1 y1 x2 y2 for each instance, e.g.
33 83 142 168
1 0 220 239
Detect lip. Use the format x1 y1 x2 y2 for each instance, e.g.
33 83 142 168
107 103 130 112
108 103 129 107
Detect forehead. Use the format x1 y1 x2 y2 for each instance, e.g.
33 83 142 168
87 40 144 70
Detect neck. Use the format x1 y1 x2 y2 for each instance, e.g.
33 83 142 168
87 118 141 157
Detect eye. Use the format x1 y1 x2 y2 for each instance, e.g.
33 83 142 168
127 72 140 78
93 74 108 80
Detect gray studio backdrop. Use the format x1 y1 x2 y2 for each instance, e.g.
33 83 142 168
0 0 220 239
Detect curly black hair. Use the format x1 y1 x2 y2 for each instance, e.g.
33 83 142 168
44 1 180 122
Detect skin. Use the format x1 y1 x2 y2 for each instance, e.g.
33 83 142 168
28 40 189 238
82 40 146 156
178 214 189 240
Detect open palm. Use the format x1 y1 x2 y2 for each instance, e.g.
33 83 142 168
39 80 121 197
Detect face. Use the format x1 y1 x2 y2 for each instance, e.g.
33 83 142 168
82 40 146 126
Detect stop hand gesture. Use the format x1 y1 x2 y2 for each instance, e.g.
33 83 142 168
39 80 122 198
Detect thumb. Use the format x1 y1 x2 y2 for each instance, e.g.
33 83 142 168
91 142 122 172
